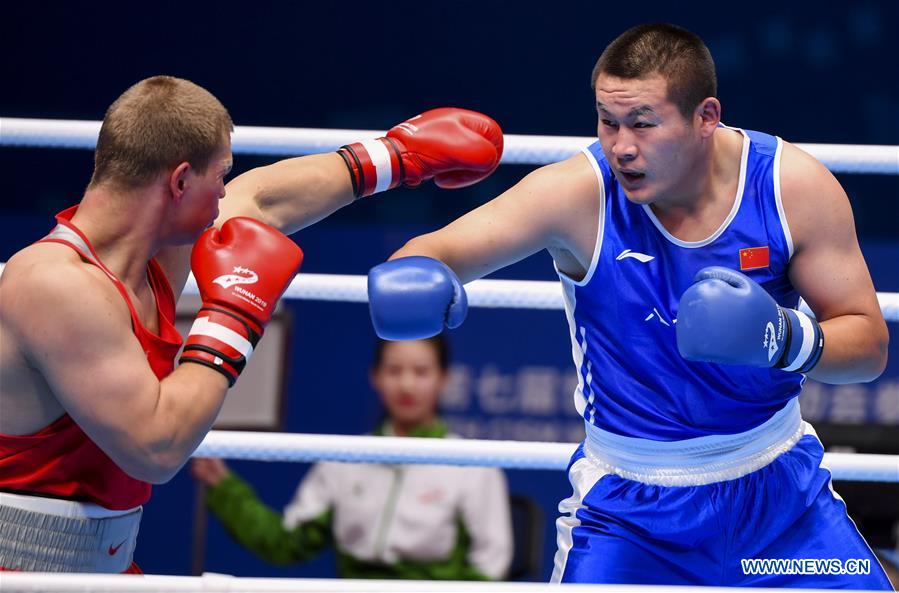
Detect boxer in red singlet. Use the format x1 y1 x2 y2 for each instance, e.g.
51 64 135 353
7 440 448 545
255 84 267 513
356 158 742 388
0 75 503 572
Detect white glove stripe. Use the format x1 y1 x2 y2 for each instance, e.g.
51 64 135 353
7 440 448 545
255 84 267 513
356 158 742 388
188 316 254 359
360 138 393 194
782 310 815 372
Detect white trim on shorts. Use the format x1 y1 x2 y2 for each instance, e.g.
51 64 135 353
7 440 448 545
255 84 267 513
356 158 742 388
582 398 805 486
0 491 137 519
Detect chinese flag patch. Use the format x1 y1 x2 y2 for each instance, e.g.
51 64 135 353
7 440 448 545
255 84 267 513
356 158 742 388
740 246 770 270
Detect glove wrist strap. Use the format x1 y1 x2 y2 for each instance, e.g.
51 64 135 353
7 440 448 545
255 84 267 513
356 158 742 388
337 138 404 198
179 307 263 386
776 308 825 373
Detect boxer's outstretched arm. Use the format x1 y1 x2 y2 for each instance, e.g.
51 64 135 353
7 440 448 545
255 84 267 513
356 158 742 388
153 152 350 297
218 108 503 233
160 109 503 295
366 155 597 340
389 154 598 283
218 152 355 235
780 142 888 383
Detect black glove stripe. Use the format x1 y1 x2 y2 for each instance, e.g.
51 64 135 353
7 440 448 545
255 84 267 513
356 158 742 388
336 147 360 198
181 344 248 374
382 136 405 185
338 144 365 198
178 355 238 387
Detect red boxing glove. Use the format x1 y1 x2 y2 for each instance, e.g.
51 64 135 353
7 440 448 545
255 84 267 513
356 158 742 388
337 108 503 198
179 217 303 386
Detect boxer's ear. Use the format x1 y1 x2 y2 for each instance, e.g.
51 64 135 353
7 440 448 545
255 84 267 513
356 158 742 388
169 162 191 202
696 97 721 138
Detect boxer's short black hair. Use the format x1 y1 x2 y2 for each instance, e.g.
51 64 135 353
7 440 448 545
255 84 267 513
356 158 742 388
592 23 717 120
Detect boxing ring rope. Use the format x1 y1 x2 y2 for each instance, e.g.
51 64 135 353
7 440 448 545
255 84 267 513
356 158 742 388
0 265 896 321
2 117 898 173
0 573 886 593
221 274 899 320
193 431 899 483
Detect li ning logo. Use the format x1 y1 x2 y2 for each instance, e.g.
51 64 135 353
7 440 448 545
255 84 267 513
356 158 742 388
213 266 259 289
616 249 655 263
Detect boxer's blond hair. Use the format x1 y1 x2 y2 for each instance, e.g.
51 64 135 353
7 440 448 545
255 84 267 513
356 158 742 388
89 76 233 189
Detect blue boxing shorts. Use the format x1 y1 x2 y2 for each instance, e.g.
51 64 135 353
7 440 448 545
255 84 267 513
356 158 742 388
551 399 892 589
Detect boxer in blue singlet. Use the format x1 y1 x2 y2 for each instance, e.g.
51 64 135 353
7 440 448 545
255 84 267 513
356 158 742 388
363 23 892 589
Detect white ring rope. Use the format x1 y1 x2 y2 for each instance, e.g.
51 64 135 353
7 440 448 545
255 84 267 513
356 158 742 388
0 574 888 593
0 261 892 480
195 431 899 483
265 274 899 322
2 117 898 174
0 265 896 321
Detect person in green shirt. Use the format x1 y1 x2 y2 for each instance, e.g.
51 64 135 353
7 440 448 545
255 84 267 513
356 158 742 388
191 336 513 580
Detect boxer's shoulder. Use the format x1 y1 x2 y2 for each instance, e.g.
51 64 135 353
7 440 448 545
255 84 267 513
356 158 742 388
5 241 97 282
1 244 129 334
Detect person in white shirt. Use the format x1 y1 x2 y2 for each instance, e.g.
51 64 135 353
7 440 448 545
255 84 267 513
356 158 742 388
191 336 513 580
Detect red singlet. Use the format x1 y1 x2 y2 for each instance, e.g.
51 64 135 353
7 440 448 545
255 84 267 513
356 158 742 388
0 206 183 510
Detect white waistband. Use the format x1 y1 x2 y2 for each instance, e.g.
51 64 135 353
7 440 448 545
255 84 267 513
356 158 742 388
0 491 138 519
583 399 808 486
0 495 142 572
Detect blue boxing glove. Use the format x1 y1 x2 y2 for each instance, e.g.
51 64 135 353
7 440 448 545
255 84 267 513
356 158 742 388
677 266 824 372
368 256 468 340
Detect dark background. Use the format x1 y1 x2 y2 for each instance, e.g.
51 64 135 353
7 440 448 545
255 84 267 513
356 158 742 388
2 1 897 581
